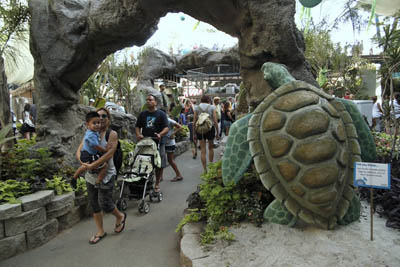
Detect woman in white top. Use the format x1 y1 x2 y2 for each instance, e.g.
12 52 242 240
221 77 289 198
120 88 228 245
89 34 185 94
20 103 36 140
393 94 400 120
371 96 383 131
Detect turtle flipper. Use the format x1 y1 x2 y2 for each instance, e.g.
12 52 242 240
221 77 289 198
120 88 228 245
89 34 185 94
337 194 361 225
222 113 253 185
335 98 377 162
264 199 297 227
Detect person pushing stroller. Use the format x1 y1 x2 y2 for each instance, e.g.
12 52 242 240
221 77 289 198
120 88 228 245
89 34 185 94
73 111 108 188
135 94 169 193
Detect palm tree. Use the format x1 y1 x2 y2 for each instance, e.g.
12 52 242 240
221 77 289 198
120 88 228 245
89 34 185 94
375 15 400 137
0 0 30 150
80 49 141 114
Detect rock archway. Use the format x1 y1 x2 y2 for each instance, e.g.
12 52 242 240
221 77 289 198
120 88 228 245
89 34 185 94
29 0 315 159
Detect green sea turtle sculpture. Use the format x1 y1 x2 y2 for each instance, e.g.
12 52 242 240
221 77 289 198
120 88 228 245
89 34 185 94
222 62 376 229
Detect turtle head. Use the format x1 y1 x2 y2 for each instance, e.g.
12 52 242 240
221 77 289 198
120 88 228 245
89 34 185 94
261 62 296 90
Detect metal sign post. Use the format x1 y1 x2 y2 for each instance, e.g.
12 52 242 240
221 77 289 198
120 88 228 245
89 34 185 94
354 162 390 242
370 188 374 241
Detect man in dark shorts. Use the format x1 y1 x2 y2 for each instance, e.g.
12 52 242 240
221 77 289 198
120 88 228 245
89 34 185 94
135 94 169 192
193 95 220 172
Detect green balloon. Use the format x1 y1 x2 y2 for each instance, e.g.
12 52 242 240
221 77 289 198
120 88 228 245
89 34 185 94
299 0 322 8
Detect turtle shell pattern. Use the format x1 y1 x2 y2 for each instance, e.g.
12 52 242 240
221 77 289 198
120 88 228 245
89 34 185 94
247 81 361 229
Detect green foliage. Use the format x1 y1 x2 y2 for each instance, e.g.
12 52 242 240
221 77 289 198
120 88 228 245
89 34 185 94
303 22 367 98
176 125 189 138
175 209 205 232
74 177 87 196
0 124 15 146
200 225 235 245
170 105 182 120
0 0 30 60
375 15 400 97
373 132 400 159
0 138 61 182
119 139 136 169
0 138 75 200
177 161 273 244
46 176 73 196
80 50 140 113
0 179 32 204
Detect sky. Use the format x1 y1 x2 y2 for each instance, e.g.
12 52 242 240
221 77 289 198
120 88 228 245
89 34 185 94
6 0 397 86
129 0 382 57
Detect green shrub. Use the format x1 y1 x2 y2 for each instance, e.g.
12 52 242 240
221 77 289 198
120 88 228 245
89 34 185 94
0 138 75 182
0 124 16 146
119 139 136 170
0 138 76 202
177 161 273 244
74 177 87 196
176 125 189 138
45 175 73 196
372 132 400 159
0 180 32 204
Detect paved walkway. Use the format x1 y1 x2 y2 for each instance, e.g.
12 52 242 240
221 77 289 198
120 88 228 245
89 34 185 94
1 147 222 267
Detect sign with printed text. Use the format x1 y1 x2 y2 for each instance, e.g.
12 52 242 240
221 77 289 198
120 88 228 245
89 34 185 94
354 162 391 189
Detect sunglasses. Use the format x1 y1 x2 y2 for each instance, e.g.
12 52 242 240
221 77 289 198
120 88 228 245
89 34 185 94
99 114 108 118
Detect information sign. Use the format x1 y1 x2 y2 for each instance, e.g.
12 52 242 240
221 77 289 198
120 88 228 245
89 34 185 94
354 162 391 189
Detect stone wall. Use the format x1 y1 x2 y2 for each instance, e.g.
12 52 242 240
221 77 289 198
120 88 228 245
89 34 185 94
0 191 89 260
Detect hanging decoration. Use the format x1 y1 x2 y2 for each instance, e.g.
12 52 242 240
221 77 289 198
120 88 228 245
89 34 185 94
299 0 322 8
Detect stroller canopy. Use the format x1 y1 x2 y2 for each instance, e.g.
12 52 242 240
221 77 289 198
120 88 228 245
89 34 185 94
133 138 161 168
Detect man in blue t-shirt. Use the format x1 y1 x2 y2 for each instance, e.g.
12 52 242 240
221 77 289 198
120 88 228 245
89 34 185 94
135 94 169 192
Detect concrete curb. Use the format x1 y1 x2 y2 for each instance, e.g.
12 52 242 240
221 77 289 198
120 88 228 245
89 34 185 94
180 137 228 267
180 222 209 267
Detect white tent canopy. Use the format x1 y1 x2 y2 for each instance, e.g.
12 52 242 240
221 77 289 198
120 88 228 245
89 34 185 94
4 33 34 86
358 0 400 16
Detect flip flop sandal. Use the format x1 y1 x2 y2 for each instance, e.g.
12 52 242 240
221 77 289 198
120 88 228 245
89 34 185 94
154 185 161 192
89 232 107 244
115 212 127 233
171 177 183 182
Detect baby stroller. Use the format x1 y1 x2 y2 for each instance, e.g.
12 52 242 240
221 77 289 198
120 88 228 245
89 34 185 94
116 138 162 214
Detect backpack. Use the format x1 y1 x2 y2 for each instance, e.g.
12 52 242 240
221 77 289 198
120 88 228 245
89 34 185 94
196 105 213 134
105 129 123 175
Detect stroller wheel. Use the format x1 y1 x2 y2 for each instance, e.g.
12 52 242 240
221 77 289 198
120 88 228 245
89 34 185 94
157 192 163 202
138 200 145 213
116 199 127 211
143 202 150 213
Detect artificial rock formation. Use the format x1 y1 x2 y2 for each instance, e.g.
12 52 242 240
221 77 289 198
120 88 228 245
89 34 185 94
29 0 315 159
134 46 241 112
134 48 177 114
177 46 240 73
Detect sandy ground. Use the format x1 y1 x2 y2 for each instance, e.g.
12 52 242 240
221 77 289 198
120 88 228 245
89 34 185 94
199 202 400 267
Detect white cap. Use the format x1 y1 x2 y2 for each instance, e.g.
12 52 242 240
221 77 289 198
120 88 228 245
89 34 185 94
89 98 95 102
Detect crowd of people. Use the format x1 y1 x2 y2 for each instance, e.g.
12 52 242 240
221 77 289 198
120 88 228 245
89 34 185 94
70 82 238 244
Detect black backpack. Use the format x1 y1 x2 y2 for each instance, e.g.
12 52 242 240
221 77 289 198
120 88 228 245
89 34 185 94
105 129 123 175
